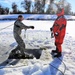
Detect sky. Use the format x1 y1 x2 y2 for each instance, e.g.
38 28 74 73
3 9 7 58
0 0 75 13
0 0 24 12
66 0 75 13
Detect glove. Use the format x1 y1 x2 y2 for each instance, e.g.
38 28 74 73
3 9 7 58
30 26 34 29
51 32 54 38
50 28 53 31
55 32 59 36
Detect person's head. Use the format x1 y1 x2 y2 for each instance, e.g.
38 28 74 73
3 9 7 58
56 8 64 17
18 15 24 21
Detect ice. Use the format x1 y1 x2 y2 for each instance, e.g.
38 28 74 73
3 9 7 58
0 14 75 75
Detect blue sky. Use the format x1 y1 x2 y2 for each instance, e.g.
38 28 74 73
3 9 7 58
66 0 75 13
0 0 24 12
0 0 75 13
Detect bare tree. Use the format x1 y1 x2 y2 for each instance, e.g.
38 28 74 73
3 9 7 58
0 5 9 14
21 0 32 13
64 3 71 15
4 7 9 14
0 5 4 14
33 0 46 14
41 0 46 13
12 2 18 14
46 0 71 14
46 0 55 14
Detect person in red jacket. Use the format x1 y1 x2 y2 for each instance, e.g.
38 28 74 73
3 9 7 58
50 8 67 57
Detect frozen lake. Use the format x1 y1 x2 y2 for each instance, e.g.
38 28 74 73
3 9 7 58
0 19 75 75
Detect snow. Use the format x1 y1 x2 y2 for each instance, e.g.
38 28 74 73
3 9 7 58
66 21 75 38
0 14 75 75
0 14 75 20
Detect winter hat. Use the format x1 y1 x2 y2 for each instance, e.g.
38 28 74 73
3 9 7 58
18 15 23 18
57 8 64 16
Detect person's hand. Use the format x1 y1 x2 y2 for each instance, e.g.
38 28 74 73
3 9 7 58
30 26 34 29
55 32 59 36
51 32 54 38
50 28 52 31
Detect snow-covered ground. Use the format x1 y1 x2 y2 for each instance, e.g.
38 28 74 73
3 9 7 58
0 15 75 75
0 14 75 20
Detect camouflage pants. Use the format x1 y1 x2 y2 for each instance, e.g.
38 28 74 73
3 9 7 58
14 33 25 53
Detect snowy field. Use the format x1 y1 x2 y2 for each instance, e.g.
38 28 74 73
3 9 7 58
0 15 75 75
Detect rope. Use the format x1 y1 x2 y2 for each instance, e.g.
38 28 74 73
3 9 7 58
58 58 66 75
49 52 66 75
0 23 66 75
49 51 66 75
0 23 27 69
49 63 64 75
41 47 67 75
40 45 67 75
0 23 14 56
0 49 66 75
0 45 66 75
0 59 65 75
0 58 65 75
0 24 13 31
19 36 66 75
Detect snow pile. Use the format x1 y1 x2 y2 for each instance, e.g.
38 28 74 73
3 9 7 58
0 14 75 21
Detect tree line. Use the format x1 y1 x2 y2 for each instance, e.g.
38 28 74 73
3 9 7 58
0 0 75 15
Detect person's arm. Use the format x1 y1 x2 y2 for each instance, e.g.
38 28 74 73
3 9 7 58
50 20 57 32
15 21 34 29
55 19 66 36
50 24 55 31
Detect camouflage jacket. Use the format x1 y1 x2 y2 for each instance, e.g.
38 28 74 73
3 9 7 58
14 20 29 35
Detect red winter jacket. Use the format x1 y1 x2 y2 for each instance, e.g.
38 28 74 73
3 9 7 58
52 8 67 44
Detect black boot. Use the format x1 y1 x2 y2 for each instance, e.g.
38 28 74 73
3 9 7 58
51 47 58 53
51 50 58 56
52 50 58 53
54 52 62 58
51 48 58 54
